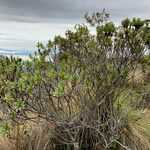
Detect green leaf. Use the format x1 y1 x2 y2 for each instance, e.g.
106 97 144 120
0 123 11 134
49 69 55 80
4 92 13 102
15 99 25 111
53 80 65 97
70 73 80 84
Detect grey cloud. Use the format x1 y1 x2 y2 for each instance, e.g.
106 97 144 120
0 0 150 51
0 0 84 22
0 0 149 23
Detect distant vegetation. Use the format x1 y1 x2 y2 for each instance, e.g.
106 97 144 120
0 49 34 60
0 10 150 150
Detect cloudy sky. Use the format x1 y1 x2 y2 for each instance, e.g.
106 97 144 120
0 0 149 51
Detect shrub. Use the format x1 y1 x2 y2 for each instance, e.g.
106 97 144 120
0 10 150 149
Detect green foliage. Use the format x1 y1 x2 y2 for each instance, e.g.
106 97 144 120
14 99 25 111
4 91 14 102
122 18 130 28
49 68 55 80
97 22 116 38
0 123 11 134
130 18 144 29
53 80 65 97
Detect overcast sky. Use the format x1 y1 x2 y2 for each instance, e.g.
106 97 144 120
0 0 149 51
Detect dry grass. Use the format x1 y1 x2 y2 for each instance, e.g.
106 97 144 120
138 109 150 139
122 120 150 150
